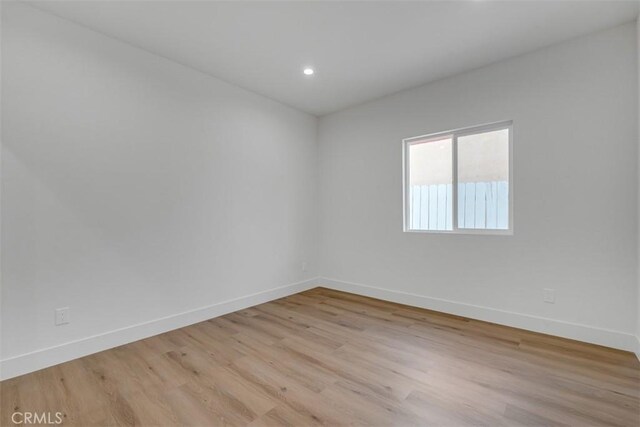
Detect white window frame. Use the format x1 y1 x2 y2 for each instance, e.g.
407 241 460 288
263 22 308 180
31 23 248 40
402 120 513 235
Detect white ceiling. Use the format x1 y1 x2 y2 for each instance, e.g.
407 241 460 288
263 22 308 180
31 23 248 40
28 0 639 116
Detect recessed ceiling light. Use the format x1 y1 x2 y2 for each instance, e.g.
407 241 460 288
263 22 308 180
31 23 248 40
303 68 314 76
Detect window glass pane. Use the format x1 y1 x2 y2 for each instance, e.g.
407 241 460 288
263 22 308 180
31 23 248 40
408 137 453 231
457 128 509 230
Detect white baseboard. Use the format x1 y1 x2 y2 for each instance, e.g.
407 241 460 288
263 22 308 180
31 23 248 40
0 278 319 381
3 276 636 380
319 277 638 353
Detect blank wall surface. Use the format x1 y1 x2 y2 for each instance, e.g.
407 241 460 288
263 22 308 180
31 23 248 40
637 16 640 355
1 3 318 362
318 23 638 344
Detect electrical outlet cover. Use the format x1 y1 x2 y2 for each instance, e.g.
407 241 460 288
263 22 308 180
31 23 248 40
543 288 555 304
55 307 70 325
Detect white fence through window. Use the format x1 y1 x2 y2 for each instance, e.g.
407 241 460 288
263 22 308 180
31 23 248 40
409 181 509 230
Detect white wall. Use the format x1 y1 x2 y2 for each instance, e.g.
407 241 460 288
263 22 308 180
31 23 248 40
318 23 638 350
1 3 318 376
637 16 640 358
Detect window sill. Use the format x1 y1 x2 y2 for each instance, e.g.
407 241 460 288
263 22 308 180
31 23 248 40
404 228 513 236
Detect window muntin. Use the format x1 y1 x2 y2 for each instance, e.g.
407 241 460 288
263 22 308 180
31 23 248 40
403 122 512 234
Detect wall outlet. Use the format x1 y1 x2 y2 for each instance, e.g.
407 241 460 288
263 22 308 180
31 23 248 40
55 307 70 325
543 288 555 304
301 262 307 272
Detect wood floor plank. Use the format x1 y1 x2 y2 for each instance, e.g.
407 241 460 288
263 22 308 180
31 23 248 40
2 287 639 426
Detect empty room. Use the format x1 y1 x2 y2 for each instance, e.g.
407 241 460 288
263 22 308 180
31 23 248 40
1 0 640 425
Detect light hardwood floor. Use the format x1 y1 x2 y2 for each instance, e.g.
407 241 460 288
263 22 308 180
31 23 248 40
1 287 639 426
